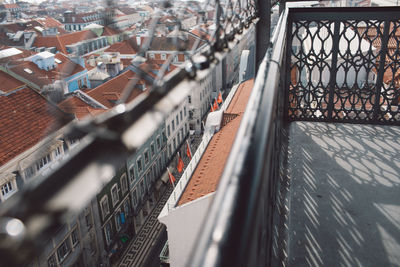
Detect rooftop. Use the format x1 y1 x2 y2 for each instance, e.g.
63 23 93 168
177 79 254 206
58 94 106 120
9 53 85 88
0 86 70 166
0 71 25 94
86 69 149 108
104 38 140 54
33 30 98 54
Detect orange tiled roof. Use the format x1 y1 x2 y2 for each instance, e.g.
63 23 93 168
9 53 85 88
177 79 254 206
102 26 120 36
58 95 106 120
0 86 71 166
0 71 25 93
105 39 140 54
33 30 98 54
87 70 149 108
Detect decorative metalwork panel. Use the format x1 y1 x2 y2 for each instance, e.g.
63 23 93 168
287 16 400 124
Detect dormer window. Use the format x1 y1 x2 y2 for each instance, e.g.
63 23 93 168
161 54 167 60
23 68 33 74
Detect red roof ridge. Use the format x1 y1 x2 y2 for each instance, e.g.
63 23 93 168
177 79 254 206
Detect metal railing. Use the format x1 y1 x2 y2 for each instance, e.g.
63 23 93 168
0 0 259 265
287 7 400 125
189 6 400 267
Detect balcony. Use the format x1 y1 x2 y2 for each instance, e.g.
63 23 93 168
188 6 400 267
0 3 399 267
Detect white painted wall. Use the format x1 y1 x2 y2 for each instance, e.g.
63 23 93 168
158 193 214 267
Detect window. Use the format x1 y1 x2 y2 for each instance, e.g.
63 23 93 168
185 123 188 134
131 189 137 207
152 164 157 182
57 239 71 263
173 138 176 150
47 254 57 267
1 181 13 197
71 228 79 246
120 174 128 194
111 184 119 206
180 110 183 121
172 120 175 131
36 154 51 171
156 136 161 150
54 146 61 158
85 211 92 228
188 95 191 104
184 106 187 117
144 150 149 164
151 143 155 156
129 165 135 183
167 125 170 137
176 114 179 125
181 129 184 139
124 199 130 217
149 53 155 59
100 196 110 219
104 222 112 245
178 132 180 144
24 166 35 179
146 172 151 189
140 180 144 195
137 158 143 173
115 212 121 231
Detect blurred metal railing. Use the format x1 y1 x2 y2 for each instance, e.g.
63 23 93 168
190 8 289 267
0 0 259 266
189 6 400 267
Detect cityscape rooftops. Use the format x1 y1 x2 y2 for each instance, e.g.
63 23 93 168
177 78 254 206
0 83 71 166
86 69 149 108
9 53 85 88
58 94 106 119
0 70 25 94
33 30 98 54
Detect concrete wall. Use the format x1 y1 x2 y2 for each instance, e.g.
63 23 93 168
159 193 214 267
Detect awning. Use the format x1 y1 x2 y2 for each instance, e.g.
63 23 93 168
161 171 169 183
155 180 163 190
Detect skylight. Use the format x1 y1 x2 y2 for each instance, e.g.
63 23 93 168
55 58 62 64
23 68 33 74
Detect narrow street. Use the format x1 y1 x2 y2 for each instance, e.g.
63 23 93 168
116 135 203 267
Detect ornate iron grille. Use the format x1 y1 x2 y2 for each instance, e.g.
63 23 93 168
286 8 400 124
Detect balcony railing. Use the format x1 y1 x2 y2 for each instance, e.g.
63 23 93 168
189 6 400 267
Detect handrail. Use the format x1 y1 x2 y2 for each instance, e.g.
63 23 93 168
190 8 289 267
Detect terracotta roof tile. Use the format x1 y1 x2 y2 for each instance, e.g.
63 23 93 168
33 30 98 54
0 86 71 166
0 71 25 93
9 53 85 88
177 79 254 206
102 26 120 36
58 95 106 119
105 38 140 54
87 70 149 108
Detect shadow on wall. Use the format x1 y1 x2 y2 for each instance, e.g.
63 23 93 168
287 121 400 267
